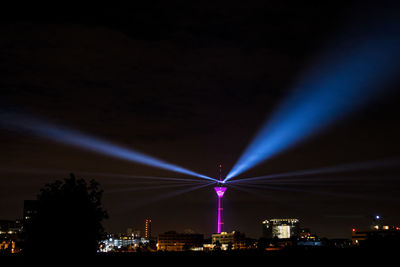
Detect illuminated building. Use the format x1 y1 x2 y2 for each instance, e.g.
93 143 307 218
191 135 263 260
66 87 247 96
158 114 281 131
157 231 204 251
99 234 150 252
299 228 311 239
211 231 246 250
352 215 400 245
145 218 152 238
0 220 22 236
0 220 23 253
352 226 400 246
262 218 300 239
127 228 141 238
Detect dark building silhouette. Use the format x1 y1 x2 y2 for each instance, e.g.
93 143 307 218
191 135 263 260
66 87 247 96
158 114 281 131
23 200 38 224
352 227 400 246
353 214 400 247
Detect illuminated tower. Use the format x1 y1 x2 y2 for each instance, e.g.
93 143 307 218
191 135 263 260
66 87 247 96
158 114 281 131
214 164 227 233
145 218 152 238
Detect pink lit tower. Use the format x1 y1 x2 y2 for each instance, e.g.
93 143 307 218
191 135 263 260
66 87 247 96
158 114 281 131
214 164 227 233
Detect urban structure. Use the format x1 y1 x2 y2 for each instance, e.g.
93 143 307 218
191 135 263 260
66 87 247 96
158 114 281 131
126 228 141 239
1 198 399 254
157 231 204 251
22 200 38 225
99 221 152 252
0 219 23 253
99 233 150 252
145 218 152 239
352 215 400 246
211 231 247 250
262 218 300 239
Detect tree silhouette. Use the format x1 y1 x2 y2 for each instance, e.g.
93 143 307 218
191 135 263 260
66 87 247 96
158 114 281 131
213 241 221 251
24 173 108 257
227 242 233 251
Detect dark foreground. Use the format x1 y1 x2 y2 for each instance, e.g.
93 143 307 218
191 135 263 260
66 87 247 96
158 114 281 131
1 247 396 265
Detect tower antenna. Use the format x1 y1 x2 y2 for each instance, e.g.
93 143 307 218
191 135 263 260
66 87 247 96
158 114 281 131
218 163 222 182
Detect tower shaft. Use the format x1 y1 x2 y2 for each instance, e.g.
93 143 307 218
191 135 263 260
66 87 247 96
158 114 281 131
214 187 227 233
217 194 223 233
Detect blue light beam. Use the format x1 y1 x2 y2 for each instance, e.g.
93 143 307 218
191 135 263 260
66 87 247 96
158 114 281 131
236 183 370 200
225 18 400 181
0 113 216 182
105 182 196 194
228 158 400 184
76 172 209 184
117 182 214 211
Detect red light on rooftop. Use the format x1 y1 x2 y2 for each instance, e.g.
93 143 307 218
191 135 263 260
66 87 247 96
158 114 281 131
352 228 356 232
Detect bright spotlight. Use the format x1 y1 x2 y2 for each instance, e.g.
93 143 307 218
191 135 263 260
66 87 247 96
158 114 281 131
225 17 400 182
0 113 216 182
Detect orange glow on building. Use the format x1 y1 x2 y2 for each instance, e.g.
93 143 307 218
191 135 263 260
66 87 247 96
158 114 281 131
145 218 152 238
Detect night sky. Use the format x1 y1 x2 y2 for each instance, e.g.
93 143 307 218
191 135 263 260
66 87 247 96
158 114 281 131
1 1 400 239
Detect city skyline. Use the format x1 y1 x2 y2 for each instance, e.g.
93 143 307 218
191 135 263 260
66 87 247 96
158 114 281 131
1 1 400 241
3 191 396 240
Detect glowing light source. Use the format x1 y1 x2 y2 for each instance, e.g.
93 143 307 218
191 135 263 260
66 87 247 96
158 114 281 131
225 18 400 182
215 187 227 198
214 186 227 233
0 114 216 182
